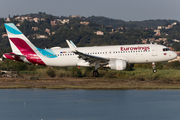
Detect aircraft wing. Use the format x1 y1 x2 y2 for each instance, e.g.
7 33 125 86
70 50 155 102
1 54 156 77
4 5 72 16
66 40 109 64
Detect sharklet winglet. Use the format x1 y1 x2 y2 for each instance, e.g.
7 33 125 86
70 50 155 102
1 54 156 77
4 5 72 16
66 40 76 51
70 40 77 48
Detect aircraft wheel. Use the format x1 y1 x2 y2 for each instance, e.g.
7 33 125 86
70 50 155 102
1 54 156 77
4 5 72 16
93 70 99 77
153 69 157 73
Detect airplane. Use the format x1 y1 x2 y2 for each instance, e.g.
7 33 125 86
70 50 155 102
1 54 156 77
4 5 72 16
3 23 177 77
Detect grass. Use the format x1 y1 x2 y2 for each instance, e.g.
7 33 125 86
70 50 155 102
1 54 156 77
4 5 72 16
114 68 180 81
6 67 179 90
19 67 180 81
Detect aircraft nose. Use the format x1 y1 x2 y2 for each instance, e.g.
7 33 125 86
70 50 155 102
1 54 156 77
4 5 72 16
168 51 177 61
172 52 177 59
174 52 177 58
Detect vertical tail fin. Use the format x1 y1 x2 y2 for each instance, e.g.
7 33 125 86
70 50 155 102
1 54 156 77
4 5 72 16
4 23 46 65
4 23 37 55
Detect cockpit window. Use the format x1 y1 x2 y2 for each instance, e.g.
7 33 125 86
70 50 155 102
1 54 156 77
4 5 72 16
163 48 170 51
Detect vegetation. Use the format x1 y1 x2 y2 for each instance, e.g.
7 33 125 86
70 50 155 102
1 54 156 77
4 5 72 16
87 16 178 29
28 66 180 82
1 62 179 90
1 59 180 82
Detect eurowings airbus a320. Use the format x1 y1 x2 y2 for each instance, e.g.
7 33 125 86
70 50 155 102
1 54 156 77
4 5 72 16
3 23 177 76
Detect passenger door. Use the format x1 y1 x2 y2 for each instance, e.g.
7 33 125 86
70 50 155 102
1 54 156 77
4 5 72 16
151 44 157 56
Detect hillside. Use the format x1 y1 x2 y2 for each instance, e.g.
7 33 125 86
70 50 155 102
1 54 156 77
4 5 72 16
87 16 178 29
0 13 180 56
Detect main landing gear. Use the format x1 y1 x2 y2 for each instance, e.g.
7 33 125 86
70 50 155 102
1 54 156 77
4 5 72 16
93 70 99 77
93 63 100 77
152 62 157 73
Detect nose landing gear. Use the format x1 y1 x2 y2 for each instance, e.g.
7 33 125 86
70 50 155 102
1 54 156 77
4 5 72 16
152 62 157 73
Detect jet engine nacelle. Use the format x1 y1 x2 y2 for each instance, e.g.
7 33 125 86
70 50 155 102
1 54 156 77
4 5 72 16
109 59 127 71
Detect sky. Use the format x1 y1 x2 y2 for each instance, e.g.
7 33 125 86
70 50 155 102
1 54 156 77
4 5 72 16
0 0 180 21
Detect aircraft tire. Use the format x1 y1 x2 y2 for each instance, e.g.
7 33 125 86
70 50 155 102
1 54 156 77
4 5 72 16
93 70 99 77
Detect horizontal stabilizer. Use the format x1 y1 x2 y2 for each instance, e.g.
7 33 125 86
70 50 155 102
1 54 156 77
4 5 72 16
3 52 26 62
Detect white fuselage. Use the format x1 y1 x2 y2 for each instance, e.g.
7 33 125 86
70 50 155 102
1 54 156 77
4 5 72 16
37 44 177 67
